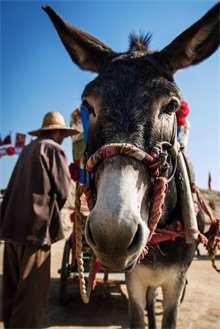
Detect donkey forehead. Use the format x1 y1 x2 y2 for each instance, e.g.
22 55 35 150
83 56 181 153
82 54 181 103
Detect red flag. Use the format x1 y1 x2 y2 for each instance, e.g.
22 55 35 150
3 135 11 145
15 133 26 148
208 172 212 190
0 134 11 146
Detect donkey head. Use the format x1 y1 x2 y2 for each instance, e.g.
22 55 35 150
43 4 219 271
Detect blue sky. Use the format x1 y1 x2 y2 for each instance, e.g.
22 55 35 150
0 0 219 191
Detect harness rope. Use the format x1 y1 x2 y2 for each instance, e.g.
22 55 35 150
86 142 170 177
75 184 95 303
192 184 220 272
74 142 219 303
75 142 172 302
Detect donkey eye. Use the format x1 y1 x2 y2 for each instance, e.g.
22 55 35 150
82 100 96 117
160 101 179 116
163 101 178 114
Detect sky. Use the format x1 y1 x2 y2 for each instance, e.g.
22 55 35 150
0 0 219 191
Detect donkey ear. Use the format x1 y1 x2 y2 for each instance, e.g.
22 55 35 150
42 6 117 73
159 3 219 74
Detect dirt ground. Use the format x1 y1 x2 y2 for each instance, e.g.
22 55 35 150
0 231 220 329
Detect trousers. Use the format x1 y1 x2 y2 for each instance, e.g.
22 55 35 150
2 241 51 329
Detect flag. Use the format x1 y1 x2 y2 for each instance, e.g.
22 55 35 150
0 146 20 159
208 172 212 190
15 133 26 148
0 134 11 146
5 146 16 156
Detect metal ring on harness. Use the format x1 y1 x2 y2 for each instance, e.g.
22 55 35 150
159 141 178 184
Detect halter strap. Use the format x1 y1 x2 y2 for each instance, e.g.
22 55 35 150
86 142 172 178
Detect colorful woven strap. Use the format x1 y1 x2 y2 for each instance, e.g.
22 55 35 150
86 142 169 177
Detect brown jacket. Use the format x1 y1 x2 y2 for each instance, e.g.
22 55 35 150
0 135 71 245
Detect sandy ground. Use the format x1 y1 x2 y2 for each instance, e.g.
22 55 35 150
0 232 220 329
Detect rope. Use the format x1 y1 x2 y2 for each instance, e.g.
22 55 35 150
86 143 155 172
74 141 219 305
74 178 219 306
75 142 173 294
192 184 220 272
75 184 95 303
149 221 207 245
75 176 169 299
192 185 216 222
148 177 167 242
86 142 171 178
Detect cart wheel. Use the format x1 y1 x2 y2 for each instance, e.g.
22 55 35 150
59 237 72 306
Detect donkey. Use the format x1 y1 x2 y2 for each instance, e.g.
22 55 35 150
43 4 219 328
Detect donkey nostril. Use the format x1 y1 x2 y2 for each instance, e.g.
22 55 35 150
127 224 143 252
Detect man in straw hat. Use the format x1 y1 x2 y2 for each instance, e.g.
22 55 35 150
0 111 79 328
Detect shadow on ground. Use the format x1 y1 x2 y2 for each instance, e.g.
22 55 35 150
42 277 129 328
41 253 220 328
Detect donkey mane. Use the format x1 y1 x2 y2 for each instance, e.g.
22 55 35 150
128 32 151 52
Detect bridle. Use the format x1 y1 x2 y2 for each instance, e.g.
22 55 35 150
86 141 177 183
74 116 219 305
84 116 179 242
86 113 178 181
74 136 178 304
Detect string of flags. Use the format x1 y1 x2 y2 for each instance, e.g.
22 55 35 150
0 129 214 191
0 133 32 159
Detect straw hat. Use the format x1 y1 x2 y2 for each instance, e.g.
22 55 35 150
28 111 80 137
